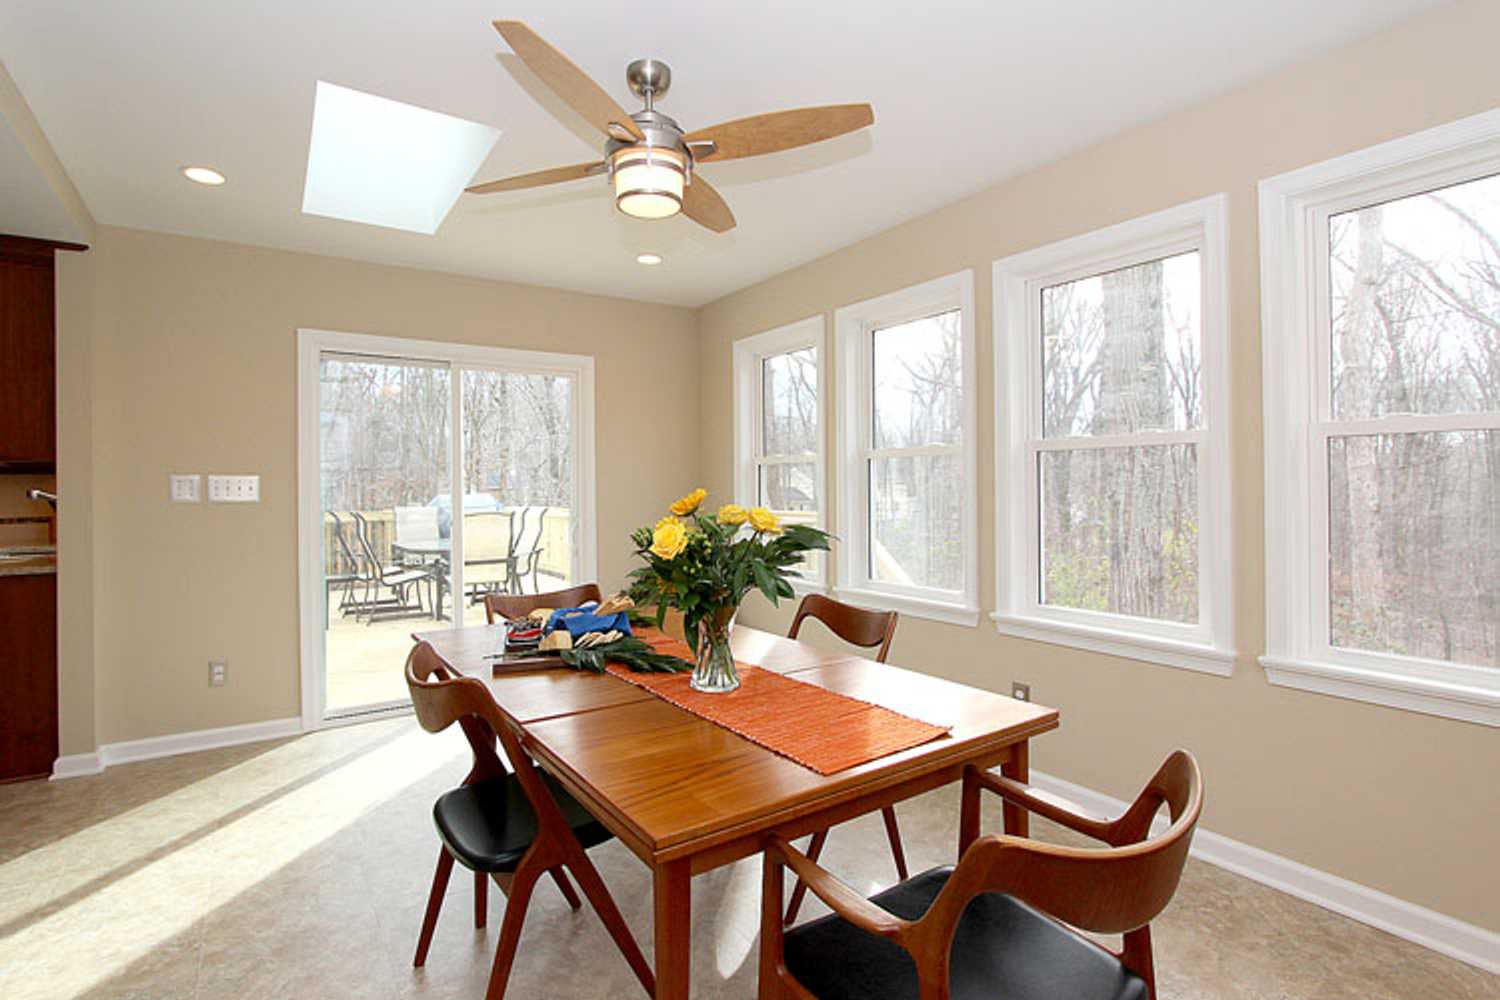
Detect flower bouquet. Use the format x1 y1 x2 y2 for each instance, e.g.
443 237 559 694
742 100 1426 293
628 488 832 693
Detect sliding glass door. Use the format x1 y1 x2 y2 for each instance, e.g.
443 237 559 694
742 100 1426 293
300 331 595 726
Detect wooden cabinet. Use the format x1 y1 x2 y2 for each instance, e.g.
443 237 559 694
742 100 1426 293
0 235 80 467
0 573 58 782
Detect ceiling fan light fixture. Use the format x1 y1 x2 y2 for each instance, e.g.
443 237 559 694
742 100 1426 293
612 146 685 220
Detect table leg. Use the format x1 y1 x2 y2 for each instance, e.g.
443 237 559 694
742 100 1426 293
1001 740 1030 838
653 858 691 1000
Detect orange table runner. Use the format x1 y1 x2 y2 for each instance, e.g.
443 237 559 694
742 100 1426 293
606 632 951 775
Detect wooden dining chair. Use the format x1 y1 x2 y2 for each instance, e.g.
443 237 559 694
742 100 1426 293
405 642 654 1000
783 593 901 925
759 750 1203 1000
483 582 603 625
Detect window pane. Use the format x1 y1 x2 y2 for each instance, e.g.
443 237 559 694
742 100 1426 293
758 462 817 513
761 348 818 456
1329 172 1500 420
872 310 963 448
1328 431 1498 667
759 461 821 581
319 355 450 711
1042 251 1202 437
1039 445 1199 624
870 453 963 592
461 370 575 597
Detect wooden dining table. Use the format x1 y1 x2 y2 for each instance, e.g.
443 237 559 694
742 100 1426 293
413 621 1060 1000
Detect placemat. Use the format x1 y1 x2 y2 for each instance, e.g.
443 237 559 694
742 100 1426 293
607 631 951 775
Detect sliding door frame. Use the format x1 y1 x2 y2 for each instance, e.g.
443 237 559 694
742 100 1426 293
296 328 597 730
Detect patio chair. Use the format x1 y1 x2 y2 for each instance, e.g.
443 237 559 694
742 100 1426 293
323 512 362 620
350 511 432 623
394 505 442 566
463 510 515 606
506 506 548 595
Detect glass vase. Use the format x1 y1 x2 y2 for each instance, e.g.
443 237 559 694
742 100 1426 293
690 606 740 693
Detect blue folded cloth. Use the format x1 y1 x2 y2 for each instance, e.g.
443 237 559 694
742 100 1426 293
544 602 633 641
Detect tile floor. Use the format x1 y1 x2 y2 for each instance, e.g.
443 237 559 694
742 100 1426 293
0 718 1494 1000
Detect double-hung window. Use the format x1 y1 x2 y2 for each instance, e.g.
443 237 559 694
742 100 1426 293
1260 111 1500 725
993 196 1234 674
733 317 826 590
836 271 979 625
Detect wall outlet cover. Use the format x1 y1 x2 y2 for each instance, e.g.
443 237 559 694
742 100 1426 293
208 475 260 503
170 474 201 503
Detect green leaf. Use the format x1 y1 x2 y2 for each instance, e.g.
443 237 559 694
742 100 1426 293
751 560 779 605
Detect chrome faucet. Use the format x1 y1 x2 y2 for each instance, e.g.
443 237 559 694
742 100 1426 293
26 488 57 509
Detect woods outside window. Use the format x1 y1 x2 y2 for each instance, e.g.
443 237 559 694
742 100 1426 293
1260 110 1500 726
993 197 1234 675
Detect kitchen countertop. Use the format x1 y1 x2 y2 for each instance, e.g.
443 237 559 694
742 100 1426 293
0 546 56 577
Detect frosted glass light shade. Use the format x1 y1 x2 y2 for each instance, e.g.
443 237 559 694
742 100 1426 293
612 147 685 219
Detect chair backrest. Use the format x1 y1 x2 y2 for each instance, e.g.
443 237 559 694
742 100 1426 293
350 511 383 569
485 582 603 624
396 505 441 548
513 505 547 554
326 511 362 577
787 593 899 663
464 510 514 562
405 641 508 784
912 751 1203 971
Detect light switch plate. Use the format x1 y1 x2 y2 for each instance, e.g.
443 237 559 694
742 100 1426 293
208 475 260 503
170 474 201 503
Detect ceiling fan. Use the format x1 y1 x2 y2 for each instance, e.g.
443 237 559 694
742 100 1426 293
467 21 875 233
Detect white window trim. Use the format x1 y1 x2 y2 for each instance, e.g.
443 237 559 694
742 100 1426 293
1259 110 1500 727
732 316 828 594
295 328 598 730
835 271 980 627
992 195 1235 676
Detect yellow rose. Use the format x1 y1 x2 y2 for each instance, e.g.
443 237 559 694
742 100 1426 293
717 503 748 526
747 507 782 534
650 516 689 560
669 487 708 516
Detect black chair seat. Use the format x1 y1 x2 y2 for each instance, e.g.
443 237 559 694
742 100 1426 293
784 867 1148 1000
433 772 612 874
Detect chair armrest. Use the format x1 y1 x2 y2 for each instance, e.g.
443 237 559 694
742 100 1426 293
971 770 1120 844
769 836 911 943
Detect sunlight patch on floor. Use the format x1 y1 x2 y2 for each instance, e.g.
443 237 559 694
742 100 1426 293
0 727 458 1000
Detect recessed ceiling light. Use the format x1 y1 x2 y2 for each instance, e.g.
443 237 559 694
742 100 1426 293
181 166 226 186
636 253 664 266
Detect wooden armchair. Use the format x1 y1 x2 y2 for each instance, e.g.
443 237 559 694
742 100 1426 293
784 593 902 924
759 751 1202 1000
483 582 603 624
405 641 653 1000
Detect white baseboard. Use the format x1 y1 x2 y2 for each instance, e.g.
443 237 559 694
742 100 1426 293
1029 770 1500 975
49 751 104 780
51 717 302 779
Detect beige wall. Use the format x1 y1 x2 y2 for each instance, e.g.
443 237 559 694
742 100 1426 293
697 0 1500 932
60 226 698 748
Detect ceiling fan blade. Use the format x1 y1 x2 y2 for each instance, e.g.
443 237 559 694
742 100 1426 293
466 161 605 194
684 104 873 163
682 175 736 233
494 21 643 142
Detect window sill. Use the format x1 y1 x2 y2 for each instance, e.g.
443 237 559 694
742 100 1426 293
834 587 981 627
1260 655 1500 727
788 577 829 598
990 613 1236 677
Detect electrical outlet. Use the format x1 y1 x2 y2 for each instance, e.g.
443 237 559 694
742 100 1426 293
169 474 201 503
209 660 228 687
208 475 260 503
1011 681 1031 702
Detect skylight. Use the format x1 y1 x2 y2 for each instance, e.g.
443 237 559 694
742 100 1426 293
301 81 500 235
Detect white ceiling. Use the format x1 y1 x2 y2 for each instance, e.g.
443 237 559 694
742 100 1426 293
0 0 1445 307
